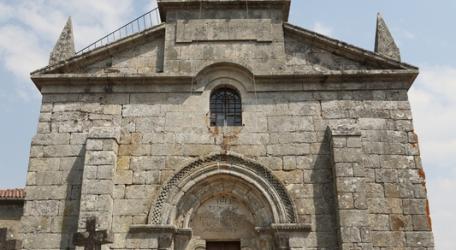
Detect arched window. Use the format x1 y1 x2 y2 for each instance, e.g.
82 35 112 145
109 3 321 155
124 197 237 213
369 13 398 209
210 88 242 126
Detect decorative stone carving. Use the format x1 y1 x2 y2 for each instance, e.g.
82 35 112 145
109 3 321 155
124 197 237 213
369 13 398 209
148 153 297 225
141 153 311 249
73 217 113 250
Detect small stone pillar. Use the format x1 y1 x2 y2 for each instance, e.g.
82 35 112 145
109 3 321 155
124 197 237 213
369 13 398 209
329 125 373 249
76 127 120 249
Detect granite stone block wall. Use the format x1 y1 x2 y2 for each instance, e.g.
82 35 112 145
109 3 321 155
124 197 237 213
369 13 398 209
21 1 433 249
20 82 433 249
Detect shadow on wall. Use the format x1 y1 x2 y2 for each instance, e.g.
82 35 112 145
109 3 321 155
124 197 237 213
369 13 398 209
312 129 339 249
0 202 24 238
59 147 85 249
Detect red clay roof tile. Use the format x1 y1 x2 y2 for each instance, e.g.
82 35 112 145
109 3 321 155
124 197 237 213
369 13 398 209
0 188 25 200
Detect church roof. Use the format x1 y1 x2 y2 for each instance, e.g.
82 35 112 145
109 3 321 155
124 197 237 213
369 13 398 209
0 188 25 201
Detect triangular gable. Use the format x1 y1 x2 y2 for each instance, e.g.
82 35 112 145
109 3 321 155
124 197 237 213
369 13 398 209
284 33 376 74
32 24 166 76
283 23 417 72
32 22 418 80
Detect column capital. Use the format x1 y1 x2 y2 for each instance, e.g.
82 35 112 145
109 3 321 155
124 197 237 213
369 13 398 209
88 127 121 142
328 124 361 137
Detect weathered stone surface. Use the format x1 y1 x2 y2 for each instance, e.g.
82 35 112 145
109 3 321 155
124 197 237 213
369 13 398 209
176 19 273 43
86 151 117 165
25 186 66 200
405 232 434 247
122 105 161 117
89 127 121 141
375 13 401 61
113 199 148 216
49 17 75 65
32 133 70 145
28 158 60 172
20 1 433 249
130 157 165 171
267 144 310 156
268 116 314 132
371 231 405 247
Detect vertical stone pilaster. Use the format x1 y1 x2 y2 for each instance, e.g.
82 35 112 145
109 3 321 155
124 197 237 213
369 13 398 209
329 125 373 249
77 127 120 248
262 224 310 250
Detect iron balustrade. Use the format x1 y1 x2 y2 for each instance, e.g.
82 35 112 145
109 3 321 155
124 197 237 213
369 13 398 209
76 8 161 56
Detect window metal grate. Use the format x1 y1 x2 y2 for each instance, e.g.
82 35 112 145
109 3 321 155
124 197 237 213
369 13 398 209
210 88 242 127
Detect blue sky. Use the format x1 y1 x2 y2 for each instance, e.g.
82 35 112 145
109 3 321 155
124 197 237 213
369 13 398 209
0 0 455 249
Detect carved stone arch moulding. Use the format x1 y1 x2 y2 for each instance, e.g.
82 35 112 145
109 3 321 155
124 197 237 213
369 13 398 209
148 152 297 225
193 62 256 93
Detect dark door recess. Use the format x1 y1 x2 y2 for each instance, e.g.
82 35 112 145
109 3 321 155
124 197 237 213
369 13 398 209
206 241 241 250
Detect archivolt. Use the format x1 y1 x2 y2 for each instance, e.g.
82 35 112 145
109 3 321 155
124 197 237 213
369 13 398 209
148 153 297 225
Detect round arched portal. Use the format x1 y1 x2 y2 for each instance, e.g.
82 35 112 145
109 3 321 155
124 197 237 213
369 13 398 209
177 175 273 242
147 154 298 249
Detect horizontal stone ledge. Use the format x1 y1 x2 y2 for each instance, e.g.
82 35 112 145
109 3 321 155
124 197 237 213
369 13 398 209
32 69 417 92
255 223 311 233
329 124 361 137
129 224 192 236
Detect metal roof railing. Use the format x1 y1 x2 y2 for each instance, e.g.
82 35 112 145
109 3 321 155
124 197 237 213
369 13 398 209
76 7 161 55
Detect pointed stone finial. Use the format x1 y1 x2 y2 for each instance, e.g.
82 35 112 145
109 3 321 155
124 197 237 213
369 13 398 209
375 13 401 61
49 17 75 65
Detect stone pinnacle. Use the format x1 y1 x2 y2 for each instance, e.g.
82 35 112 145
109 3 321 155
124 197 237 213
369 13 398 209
375 13 401 61
49 17 76 65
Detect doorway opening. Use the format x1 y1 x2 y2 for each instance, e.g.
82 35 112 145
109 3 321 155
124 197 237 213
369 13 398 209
206 241 241 250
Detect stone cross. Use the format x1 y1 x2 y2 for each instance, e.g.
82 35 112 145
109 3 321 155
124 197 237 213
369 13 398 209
73 217 113 250
0 228 21 250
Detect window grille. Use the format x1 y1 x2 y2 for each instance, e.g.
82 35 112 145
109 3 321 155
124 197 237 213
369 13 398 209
210 88 242 126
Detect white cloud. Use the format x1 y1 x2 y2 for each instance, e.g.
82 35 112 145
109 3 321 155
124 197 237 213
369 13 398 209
428 178 456 250
409 65 456 250
0 2 13 22
0 0 143 100
0 25 48 79
410 66 456 164
312 22 333 36
403 30 416 40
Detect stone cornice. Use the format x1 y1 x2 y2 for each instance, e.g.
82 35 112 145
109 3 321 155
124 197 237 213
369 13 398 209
31 69 418 92
129 225 192 237
255 223 312 233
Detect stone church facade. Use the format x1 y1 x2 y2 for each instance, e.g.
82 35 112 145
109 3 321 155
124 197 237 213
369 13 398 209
10 0 434 249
